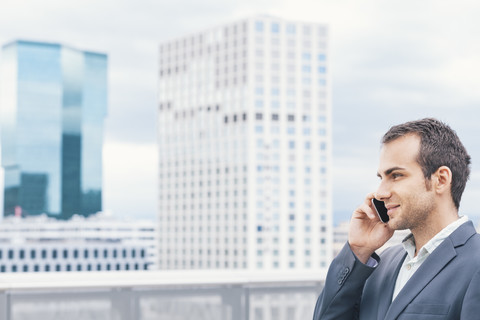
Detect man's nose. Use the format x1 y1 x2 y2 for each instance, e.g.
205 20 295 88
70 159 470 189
375 181 391 200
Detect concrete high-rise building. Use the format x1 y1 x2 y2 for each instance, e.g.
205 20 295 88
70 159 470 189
0 40 107 219
157 16 332 270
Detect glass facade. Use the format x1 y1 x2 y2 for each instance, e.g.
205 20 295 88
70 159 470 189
0 40 107 219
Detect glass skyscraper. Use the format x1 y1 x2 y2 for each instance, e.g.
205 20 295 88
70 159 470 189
0 40 107 219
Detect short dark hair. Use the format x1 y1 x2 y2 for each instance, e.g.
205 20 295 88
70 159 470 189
382 118 470 209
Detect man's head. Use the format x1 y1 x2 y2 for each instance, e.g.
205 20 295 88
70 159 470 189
382 118 470 210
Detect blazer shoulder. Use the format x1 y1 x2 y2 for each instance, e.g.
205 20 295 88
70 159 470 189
451 221 480 248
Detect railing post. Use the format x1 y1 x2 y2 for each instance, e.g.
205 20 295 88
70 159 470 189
111 288 134 320
0 291 8 320
221 286 247 320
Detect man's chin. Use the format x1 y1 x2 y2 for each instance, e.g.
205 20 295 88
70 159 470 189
387 218 407 231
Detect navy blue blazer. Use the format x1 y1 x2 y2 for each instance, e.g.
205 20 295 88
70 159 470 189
313 221 480 319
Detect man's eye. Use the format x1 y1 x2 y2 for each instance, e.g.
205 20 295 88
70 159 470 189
392 173 402 179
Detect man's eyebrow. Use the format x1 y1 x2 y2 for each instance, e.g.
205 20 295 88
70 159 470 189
377 167 406 178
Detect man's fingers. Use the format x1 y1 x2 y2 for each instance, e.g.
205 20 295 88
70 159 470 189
360 202 378 220
353 202 378 221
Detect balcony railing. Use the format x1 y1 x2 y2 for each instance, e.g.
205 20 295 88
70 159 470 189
0 269 326 320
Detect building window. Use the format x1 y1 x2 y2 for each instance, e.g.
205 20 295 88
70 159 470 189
255 21 264 32
302 52 311 60
271 22 280 33
286 24 296 34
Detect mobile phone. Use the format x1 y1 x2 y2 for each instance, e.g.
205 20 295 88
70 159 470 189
371 198 389 223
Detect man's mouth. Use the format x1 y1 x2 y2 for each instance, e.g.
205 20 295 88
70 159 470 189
386 205 400 215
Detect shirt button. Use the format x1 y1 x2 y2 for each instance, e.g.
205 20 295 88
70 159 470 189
406 264 412 270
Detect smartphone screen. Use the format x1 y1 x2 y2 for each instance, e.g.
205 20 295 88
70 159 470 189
371 198 389 223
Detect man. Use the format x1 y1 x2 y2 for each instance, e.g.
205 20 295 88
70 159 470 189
313 118 480 319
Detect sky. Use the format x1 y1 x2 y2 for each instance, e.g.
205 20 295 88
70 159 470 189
1 0 480 225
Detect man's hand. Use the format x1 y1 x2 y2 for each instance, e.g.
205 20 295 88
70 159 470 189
348 193 394 264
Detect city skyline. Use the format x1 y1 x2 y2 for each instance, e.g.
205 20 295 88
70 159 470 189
1 1 480 224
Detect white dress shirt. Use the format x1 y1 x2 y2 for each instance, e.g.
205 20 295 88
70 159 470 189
392 215 469 301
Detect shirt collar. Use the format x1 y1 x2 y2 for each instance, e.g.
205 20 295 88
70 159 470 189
402 215 469 260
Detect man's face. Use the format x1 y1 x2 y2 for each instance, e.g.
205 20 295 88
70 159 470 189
376 134 436 231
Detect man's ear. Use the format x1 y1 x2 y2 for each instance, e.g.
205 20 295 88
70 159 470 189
433 166 452 194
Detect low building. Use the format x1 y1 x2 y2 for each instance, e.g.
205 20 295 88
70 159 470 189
0 213 157 272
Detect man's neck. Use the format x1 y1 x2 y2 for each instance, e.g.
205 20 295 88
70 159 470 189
411 213 459 255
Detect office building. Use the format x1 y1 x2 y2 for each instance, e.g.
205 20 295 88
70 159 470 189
0 40 107 219
157 16 332 270
0 214 157 272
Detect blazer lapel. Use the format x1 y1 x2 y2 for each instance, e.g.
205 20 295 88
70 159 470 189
384 237 457 320
377 250 406 319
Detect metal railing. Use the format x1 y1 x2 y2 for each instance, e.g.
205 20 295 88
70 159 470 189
0 269 326 320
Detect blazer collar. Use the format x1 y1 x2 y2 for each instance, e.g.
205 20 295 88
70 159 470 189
384 221 477 320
